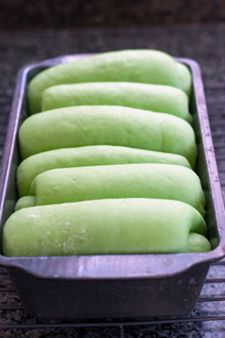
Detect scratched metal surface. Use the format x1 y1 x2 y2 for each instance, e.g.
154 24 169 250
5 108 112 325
0 24 225 337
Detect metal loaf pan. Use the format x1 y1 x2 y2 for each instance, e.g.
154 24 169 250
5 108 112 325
0 54 225 320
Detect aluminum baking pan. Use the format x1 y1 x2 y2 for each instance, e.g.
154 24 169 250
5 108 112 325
0 54 224 319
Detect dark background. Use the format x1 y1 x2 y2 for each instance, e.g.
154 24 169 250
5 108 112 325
0 0 225 29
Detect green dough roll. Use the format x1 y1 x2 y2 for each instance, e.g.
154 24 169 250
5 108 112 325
41 82 191 122
19 106 197 166
17 146 191 197
177 63 192 97
28 49 191 114
16 164 205 215
15 196 36 211
3 199 210 256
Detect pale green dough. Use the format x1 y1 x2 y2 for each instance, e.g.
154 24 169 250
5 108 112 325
177 63 192 97
41 82 191 122
17 164 205 215
3 199 210 256
19 106 197 166
17 146 191 197
15 196 36 211
28 49 191 114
